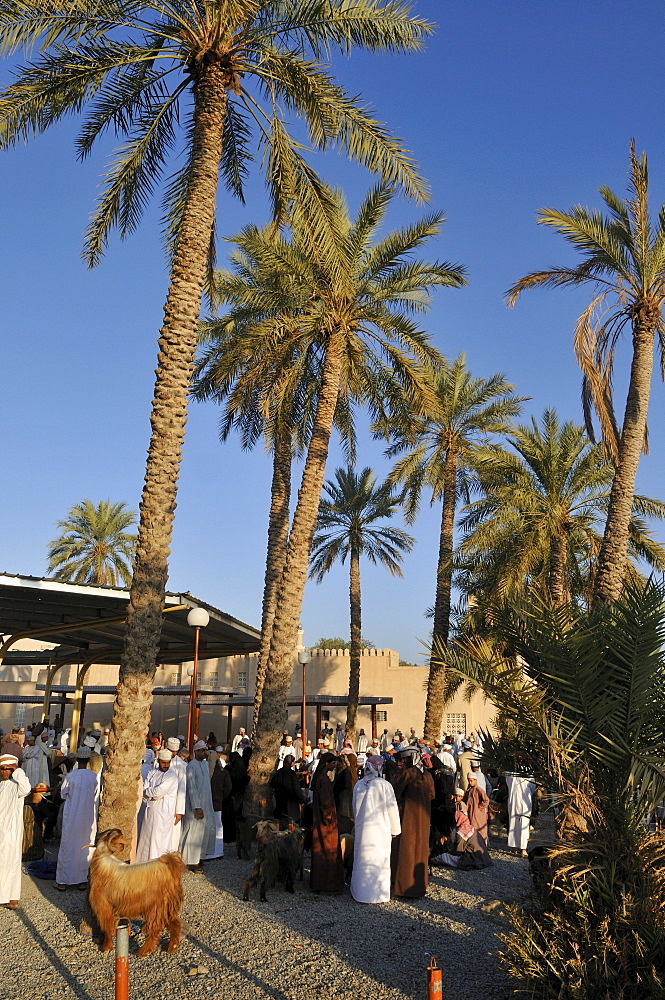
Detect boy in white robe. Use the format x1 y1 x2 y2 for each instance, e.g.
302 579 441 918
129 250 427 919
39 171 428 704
0 754 31 907
135 749 179 862
21 735 43 787
55 748 99 890
165 737 187 851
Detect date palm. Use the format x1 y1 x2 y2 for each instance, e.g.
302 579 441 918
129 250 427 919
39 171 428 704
382 354 523 742
0 1 431 839
440 581 665 997
193 227 336 735
457 409 665 611
247 183 466 794
507 141 665 609
47 499 137 587
309 466 414 741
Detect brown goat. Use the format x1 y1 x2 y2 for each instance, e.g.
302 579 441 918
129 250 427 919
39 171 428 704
243 823 305 901
88 829 185 956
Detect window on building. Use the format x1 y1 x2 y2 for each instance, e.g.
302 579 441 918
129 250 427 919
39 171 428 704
446 713 467 735
208 672 218 689
171 672 179 686
321 710 330 721
15 703 26 726
376 710 388 722
237 670 247 691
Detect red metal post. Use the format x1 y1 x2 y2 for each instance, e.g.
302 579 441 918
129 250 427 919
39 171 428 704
115 920 129 1000
226 699 233 749
426 956 443 1000
301 659 307 761
187 626 201 756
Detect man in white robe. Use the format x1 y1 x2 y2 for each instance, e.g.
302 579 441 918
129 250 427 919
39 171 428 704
350 756 401 904
179 741 215 870
231 728 247 753
135 749 179 862
276 736 295 768
0 754 31 907
55 748 99 890
21 734 50 788
165 737 187 851
506 770 536 855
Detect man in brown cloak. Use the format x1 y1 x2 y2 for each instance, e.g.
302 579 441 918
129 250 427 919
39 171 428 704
391 747 435 897
310 753 344 893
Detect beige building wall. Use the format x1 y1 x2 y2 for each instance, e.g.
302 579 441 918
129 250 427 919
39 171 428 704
0 644 497 744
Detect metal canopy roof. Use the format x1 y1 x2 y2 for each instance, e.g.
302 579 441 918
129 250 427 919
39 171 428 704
198 695 394 707
0 573 260 664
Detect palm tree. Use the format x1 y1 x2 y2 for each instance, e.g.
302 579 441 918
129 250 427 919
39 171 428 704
248 184 466 794
439 582 665 997
0 2 431 838
47 500 137 587
457 409 665 609
309 466 414 741
507 141 665 609
192 229 331 735
382 354 524 742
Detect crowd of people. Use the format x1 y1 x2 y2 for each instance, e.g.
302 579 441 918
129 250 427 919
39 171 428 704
0 719 538 911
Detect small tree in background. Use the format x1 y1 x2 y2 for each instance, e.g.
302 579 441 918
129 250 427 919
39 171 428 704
310 467 413 741
47 500 136 587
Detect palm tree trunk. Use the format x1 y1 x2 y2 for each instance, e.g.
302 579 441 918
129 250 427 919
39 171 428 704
423 448 457 743
247 333 344 804
549 529 569 606
98 62 228 846
345 544 361 742
252 427 292 736
593 322 655 608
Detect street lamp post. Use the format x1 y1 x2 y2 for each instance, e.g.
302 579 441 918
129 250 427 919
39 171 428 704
186 607 209 756
298 648 311 762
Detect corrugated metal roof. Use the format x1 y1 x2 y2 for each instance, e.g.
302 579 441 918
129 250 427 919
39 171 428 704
0 573 260 663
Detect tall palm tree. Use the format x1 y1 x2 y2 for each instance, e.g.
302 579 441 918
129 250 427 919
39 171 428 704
309 466 414 741
382 354 524 742
457 410 665 610
507 141 665 609
192 230 333 735
47 500 137 587
0 2 431 839
248 184 466 794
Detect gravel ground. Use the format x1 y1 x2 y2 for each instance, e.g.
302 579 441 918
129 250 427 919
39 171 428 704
0 835 532 1000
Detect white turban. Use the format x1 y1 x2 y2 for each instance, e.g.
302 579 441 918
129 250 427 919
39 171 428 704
193 740 207 751
157 749 172 761
77 747 92 759
83 736 97 748
0 754 18 766
166 737 180 752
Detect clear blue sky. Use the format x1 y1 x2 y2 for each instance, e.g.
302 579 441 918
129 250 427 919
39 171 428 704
2 2 665 663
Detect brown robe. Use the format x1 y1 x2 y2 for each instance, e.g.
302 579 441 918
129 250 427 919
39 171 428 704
463 784 490 843
310 770 344 893
391 766 435 897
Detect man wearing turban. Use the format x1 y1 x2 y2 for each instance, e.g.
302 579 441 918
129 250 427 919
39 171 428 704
0 754 31 907
55 747 99 891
